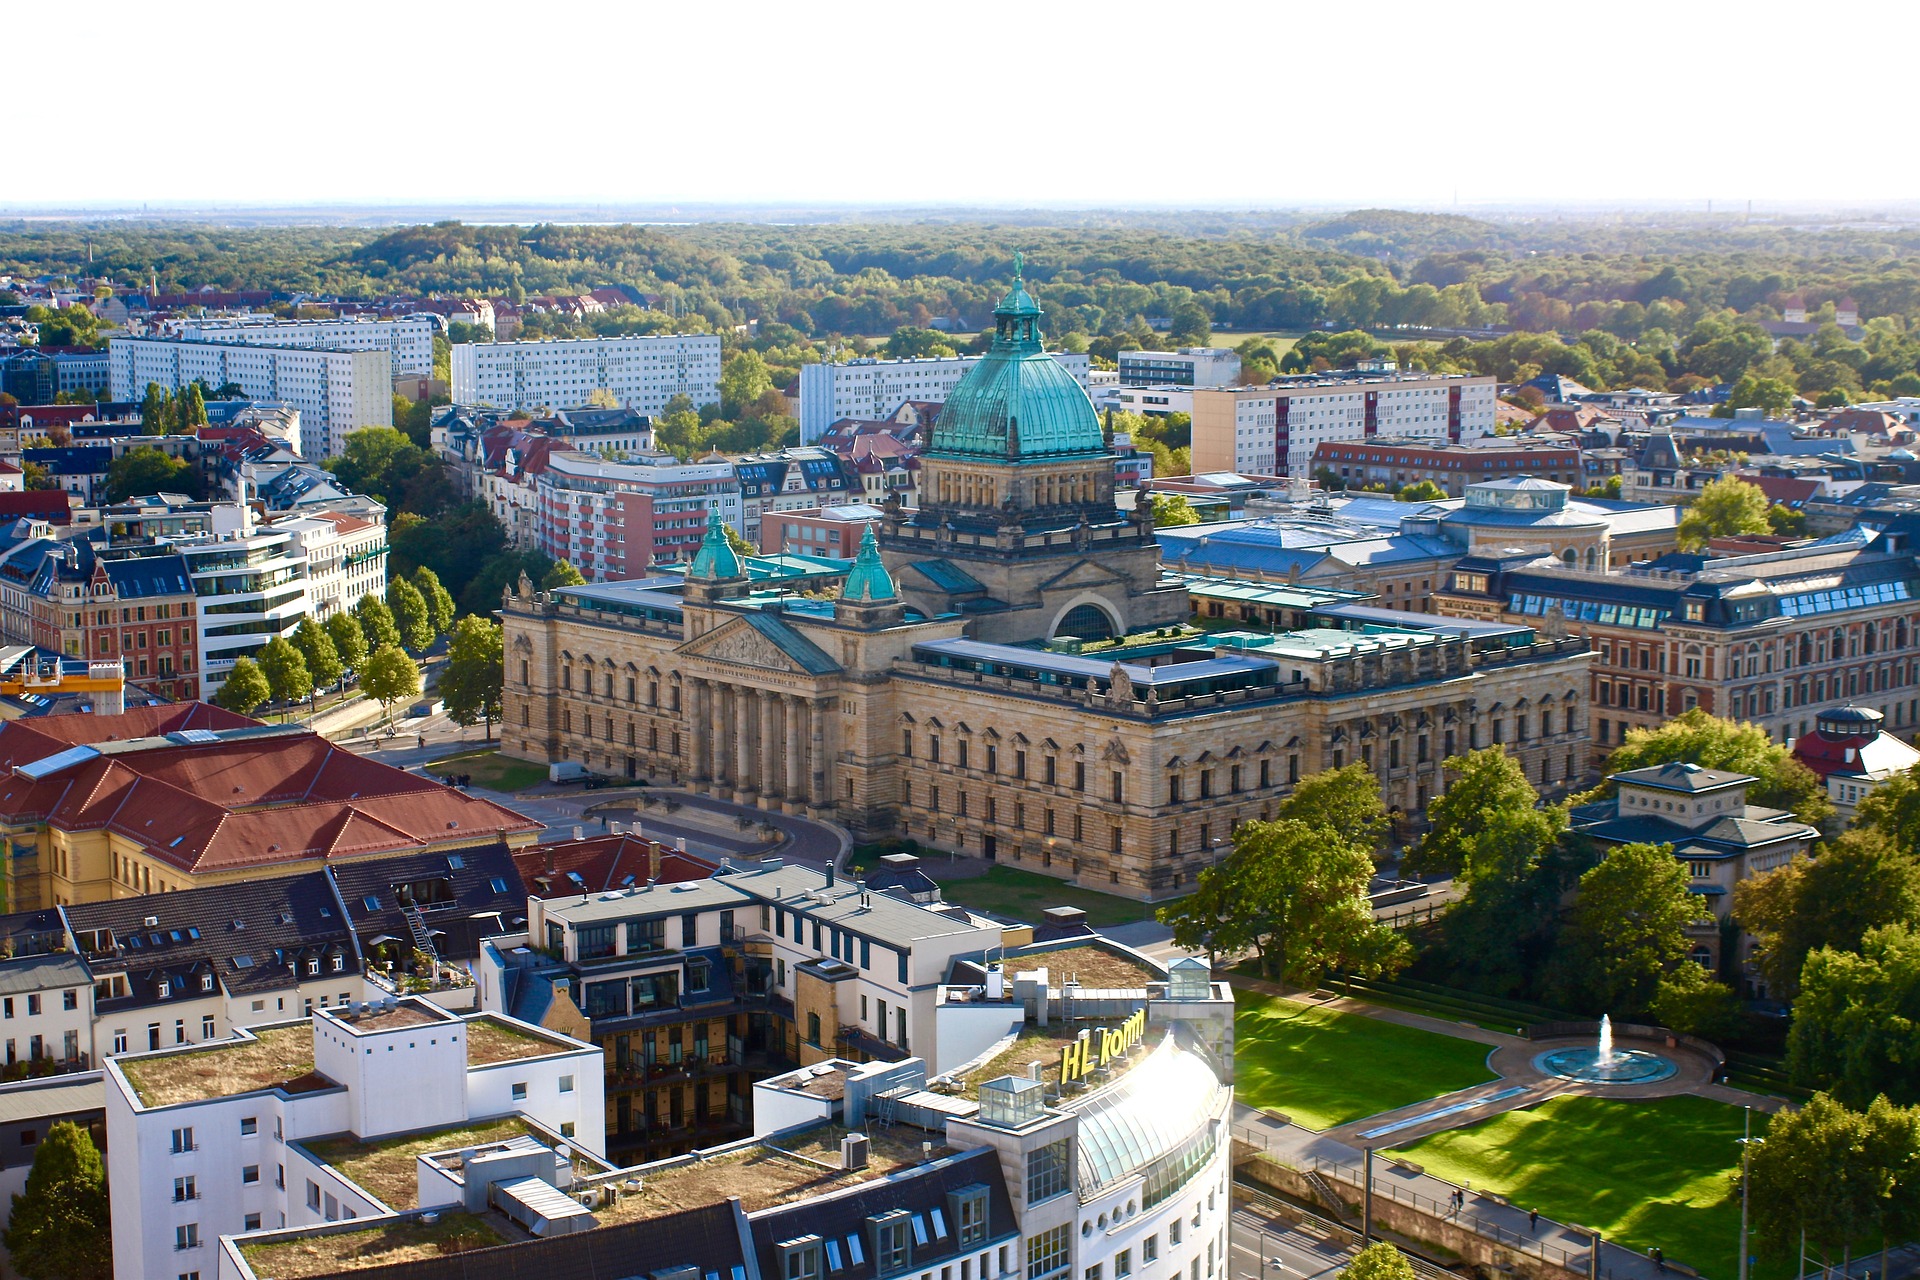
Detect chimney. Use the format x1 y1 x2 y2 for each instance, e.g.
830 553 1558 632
826 863 835 889
544 844 556 876
648 839 662 882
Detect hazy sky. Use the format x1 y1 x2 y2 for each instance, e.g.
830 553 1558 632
15 0 1917 211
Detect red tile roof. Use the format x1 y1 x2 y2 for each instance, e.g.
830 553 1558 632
513 833 718 898
0 707 539 874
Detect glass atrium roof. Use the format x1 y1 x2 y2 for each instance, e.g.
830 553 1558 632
1071 1029 1227 1201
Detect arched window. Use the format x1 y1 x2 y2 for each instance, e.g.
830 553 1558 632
1055 604 1116 642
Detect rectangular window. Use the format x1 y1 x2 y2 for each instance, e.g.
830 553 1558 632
1143 1237 1159 1264
240 1117 257 1136
243 1165 260 1184
170 1127 194 1153
1026 1139 1071 1203
175 1224 199 1251
1027 1225 1070 1280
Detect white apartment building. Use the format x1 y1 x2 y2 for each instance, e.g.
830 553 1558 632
799 351 1093 443
104 998 602 1280
265 508 387 622
171 523 315 694
1117 347 1241 388
1190 369 1498 476
176 316 437 380
450 334 722 416
108 338 391 459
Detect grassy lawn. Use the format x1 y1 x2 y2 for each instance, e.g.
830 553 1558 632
1209 331 1301 355
426 749 548 792
930 866 1159 928
1385 1095 1764 1279
1234 990 1496 1131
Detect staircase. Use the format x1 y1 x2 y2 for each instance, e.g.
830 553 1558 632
403 905 439 962
1301 1170 1353 1224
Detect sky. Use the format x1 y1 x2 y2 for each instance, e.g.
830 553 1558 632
13 0 1920 213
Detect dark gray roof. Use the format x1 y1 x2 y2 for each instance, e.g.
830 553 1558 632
0 952 89 996
327 841 526 961
1611 762 1753 793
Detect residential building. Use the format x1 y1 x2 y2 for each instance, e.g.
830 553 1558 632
1570 763 1819 982
1190 369 1500 476
1 347 110 402
104 997 601 1280
1432 524 1920 763
264 509 387 622
0 401 140 452
22 445 112 504
1790 704 1920 818
532 451 738 581
500 274 1593 900
798 351 1093 444
1312 438 1584 496
761 503 886 556
1105 385 1193 418
177 316 437 379
0 705 540 913
107 337 392 459
28 544 203 701
1117 347 1240 387
732 446 858 544
450 334 721 416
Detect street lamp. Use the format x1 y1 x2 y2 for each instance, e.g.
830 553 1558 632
1739 1108 1757 1280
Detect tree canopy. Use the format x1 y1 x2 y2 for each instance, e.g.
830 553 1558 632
1604 708 1834 827
1552 841 1697 1013
1789 923 1920 1105
1412 747 1541 878
3 1119 109 1280
1677 475 1773 550
106 446 199 502
1734 829 1920 997
442 616 505 740
361 644 421 725
214 657 271 716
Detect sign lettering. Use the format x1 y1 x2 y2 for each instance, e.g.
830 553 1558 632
1058 1010 1147 1083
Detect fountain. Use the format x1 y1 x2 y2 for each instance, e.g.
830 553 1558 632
1532 1013 1677 1085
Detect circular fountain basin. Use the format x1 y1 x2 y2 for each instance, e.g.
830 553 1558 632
1532 1046 1677 1085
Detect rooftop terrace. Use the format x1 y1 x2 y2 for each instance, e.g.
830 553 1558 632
238 1212 509 1279
1003 945 1158 991
118 1024 321 1107
304 1118 536 1211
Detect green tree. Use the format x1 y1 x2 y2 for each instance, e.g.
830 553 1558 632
1395 479 1448 502
1604 707 1834 827
1854 763 1920 850
1434 804 1576 997
441 616 505 741
386 576 434 653
105 447 197 502
214 656 271 716
325 610 369 678
1768 504 1809 537
176 380 207 431
1647 960 1743 1039
1553 841 1696 1013
1713 372 1797 419
1676 475 1772 550
541 560 587 590
1157 816 1408 986
1411 747 1540 878
139 381 170 435
412 566 456 636
1150 493 1200 527
361 644 422 729
1734 829 1920 997
1342 1243 1416 1280
3 1119 109 1280
1277 763 1391 854
255 635 312 716
290 617 344 700
1789 924 1920 1105
719 349 775 416
354 593 401 653
1748 1093 1909 1267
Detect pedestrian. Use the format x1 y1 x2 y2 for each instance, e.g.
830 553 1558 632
1529 1208 1539 1230
418 733 426 749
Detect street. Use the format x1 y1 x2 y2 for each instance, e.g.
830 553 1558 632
1230 1202 1357 1280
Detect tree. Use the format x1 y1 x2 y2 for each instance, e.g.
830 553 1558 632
1395 479 1448 503
1647 960 1743 1039
442 616 505 740
412 566 456 636
325 609 369 677
1748 1093 1910 1267
719 349 775 416
1768 504 1809 537
1553 841 1696 1013
724 524 756 558
1157 816 1408 986
1432 805 1574 997
1854 763 1920 851
1342 1243 1416 1280
214 657 271 716
1277 763 1391 854
1604 707 1834 827
361 644 422 729
1676 475 1772 550
1713 373 1796 420
255 636 312 716
105 446 197 502
354 593 401 653
139 381 170 435
290 617 344 699
177 381 207 431
1734 829 1920 997
3 1119 109 1280
20 461 51 491
1789 923 1920 1105
1150 493 1201 527
541 560 587 590
1411 747 1541 878
386 576 434 653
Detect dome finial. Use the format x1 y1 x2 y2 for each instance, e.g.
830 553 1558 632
1013 250 1024 283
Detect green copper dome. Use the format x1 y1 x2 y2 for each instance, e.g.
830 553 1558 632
689 505 743 580
840 523 897 602
929 263 1104 461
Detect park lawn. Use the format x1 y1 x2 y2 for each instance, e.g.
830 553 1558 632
1385 1095 1766 1280
1209 331 1301 355
930 867 1159 929
426 749 548 793
1234 990 1496 1131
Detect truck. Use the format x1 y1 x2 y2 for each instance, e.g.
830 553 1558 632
548 761 590 783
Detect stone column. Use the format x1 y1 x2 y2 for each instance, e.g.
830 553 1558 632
735 686 756 798
785 694 805 809
808 697 830 809
690 679 711 783
712 685 732 787
752 690 775 802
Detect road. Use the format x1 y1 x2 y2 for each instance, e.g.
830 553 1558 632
1230 1204 1356 1280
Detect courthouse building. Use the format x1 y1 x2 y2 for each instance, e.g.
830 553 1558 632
502 273 1592 900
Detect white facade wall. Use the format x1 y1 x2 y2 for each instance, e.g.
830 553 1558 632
1117 348 1240 388
173 528 315 694
107 338 392 459
0 983 91 1067
179 317 437 380
450 334 721 416
1206 374 1498 475
106 1006 603 1280
799 352 1093 443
